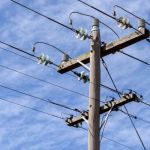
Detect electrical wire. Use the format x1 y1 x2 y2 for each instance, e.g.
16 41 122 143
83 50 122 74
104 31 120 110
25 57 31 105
77 0 149 36
0 97 64 120
102 58 147 150
0 82 77 112
113 5 150 26
0 64 94 100
100 104 114 142
10 0 77 33
0 45 122 96
119 109 150 125
33 42 71 57
0 46 76 78
69 11 119 39
140 100 150 107
0 40 36 58
0 40 60 68
80 127 136 150
77 0 116 20
119 51 150 66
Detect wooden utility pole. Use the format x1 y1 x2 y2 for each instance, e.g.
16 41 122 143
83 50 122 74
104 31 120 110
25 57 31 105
88 18 100 150
57 16 149 150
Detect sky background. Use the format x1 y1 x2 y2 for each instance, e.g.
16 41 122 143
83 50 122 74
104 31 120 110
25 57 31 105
0 0 150 150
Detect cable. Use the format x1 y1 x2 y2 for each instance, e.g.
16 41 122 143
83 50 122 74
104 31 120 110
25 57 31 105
77 0 148 35
124 106 147 150
102 136 136 150
119 109 150 125
77 0 116 20
0 40 60 68
140 100 150 107
113 5 150 26
0 40 36 58
0 46 35 62
101 58 120 96
100 104 114 142
0 45 121 96
119 51 150 66
0 82 77 112
102 58 147 150
80 127 136 150
10 0 77 33
33 42 71 57
0 64 95 101
0 97 64 120
69 11 119 39
0 46 77 78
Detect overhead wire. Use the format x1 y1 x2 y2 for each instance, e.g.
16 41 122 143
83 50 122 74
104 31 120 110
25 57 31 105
113 5 150 26
77 0 147 31
0 46 77 78
80 127 136 150
119 109 150 125
10 0 77 33
0 82 77 112
101 58 147 150
0 97 64 120
0 64 95 101
0 44 122 97
100 104 114 142
140 100 150 107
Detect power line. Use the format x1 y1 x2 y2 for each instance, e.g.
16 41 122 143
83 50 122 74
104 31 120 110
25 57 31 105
119 109 150 125
77 0 116 20
0 46 76 78
80 127 136 150
102 136 136 150
119 51 150 66
0 97 64 120
0 40 36 58
0 64 94 100
0 45 121 95
102 58 147 150
10 0 77 33
0 46 35 62
140 100 150 107
0 82 77 112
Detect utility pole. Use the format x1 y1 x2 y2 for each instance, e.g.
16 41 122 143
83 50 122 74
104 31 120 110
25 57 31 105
57 15 149 150
88 18 100 150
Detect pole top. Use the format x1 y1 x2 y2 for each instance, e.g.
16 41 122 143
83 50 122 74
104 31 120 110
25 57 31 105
92 18 99 27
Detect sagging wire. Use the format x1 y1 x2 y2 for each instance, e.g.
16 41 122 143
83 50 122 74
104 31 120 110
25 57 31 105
69 11 119 39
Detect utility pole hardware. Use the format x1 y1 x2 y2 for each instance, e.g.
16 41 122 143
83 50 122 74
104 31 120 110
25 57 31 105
58 28 149 73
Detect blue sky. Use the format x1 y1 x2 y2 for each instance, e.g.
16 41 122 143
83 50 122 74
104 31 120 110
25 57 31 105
0 0 149 150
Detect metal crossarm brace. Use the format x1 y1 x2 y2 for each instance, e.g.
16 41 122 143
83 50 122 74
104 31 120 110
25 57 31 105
58 28 149 73
65 93 139 127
